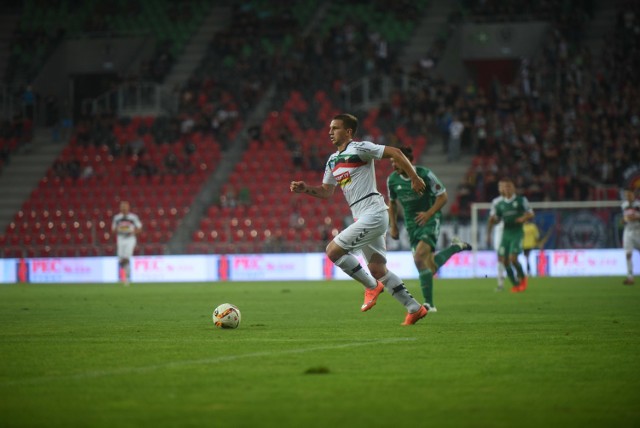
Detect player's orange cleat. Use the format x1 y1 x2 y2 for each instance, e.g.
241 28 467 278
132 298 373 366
510 285 523 293
361 281 384 312
401 305 428 325
518 276 528 291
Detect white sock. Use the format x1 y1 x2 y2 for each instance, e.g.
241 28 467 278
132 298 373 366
379 271 421 313
627 256 633 277
335 254 377 288
497 262 505 287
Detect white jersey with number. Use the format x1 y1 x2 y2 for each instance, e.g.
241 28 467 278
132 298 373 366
112 213 142 237
112 212 142 259
322 140 387 219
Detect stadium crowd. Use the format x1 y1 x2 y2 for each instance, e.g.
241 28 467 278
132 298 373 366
1 0 639 256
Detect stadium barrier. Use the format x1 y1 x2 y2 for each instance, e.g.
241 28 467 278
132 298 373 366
0 249 637 283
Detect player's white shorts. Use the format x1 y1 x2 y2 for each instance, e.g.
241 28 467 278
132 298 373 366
623 229 640 253
117 236 137 259
493 222 504 251
334 210 388 263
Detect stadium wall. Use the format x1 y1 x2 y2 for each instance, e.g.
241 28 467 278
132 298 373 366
0 250 638 284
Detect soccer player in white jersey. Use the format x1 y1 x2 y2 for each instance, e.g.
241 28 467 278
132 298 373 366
290 113 429 325
621 188 640 285
111 201 142 286
492 216 506 291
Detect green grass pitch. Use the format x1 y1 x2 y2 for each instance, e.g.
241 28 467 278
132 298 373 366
0 277 639 428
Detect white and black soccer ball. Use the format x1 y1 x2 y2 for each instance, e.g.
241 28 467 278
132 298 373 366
212 303 241 329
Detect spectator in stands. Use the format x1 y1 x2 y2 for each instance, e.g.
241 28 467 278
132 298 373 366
448 114 464 162
164 153 181 175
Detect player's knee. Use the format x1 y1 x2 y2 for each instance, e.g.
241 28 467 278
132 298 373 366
325 241 345 262
368 263 386 279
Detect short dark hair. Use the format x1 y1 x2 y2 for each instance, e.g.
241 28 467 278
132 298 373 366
499 177 514 184
333 113 358 136
399 146 414 162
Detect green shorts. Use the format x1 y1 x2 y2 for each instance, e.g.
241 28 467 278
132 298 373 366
408 219 440 251
498 229 523 257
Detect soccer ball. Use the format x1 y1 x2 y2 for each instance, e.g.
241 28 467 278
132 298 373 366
212 303 241 329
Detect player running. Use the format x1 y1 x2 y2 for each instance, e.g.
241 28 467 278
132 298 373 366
111 201 142 286
387 146 471 312
486 178 534 292
290 114 428 325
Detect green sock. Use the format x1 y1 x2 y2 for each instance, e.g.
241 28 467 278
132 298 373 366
434 245 459 269
505 265 519 286
513 261 525 282
418 268 433 306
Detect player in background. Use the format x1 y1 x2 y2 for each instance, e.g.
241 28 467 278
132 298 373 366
522 220 540 276
111 201 142 286
486 178 534 292
290 114 429 325
492 220 506 291
621 188 640 285
387 146 472 312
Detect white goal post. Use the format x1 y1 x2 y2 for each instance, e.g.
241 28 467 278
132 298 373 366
469 200 623 278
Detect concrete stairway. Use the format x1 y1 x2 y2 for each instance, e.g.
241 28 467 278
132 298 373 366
397 0 455 72
162 6 232 91
0 130 65 232
0 13 19 85
582 0 622 57
418 132 472 215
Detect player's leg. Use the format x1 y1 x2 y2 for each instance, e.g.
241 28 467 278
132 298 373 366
413 240 436 311
496 259 506 291
363 226 424 323
434 238 471 268
622 230 635 285
328 213 385 310
510 236 527 288
523 249 532 275
117 238 134 286
494 225 505 291
499 241 518 288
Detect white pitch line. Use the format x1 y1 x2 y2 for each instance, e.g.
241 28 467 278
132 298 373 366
1 337 417 387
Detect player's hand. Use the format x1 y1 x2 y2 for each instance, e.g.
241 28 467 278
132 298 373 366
414 211 431 226
290 181 306 193
389 225 399 240
411 176 426 194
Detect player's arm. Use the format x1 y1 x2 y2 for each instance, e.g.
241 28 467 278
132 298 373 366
290 181 335 199
516 210 534 224
415 191 447 226
381 146 425 194
516 197 535 224
623 208 640 223
388 199 400 240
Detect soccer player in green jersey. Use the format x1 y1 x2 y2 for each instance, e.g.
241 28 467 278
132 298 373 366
387 146 472 311
486 178 535 292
